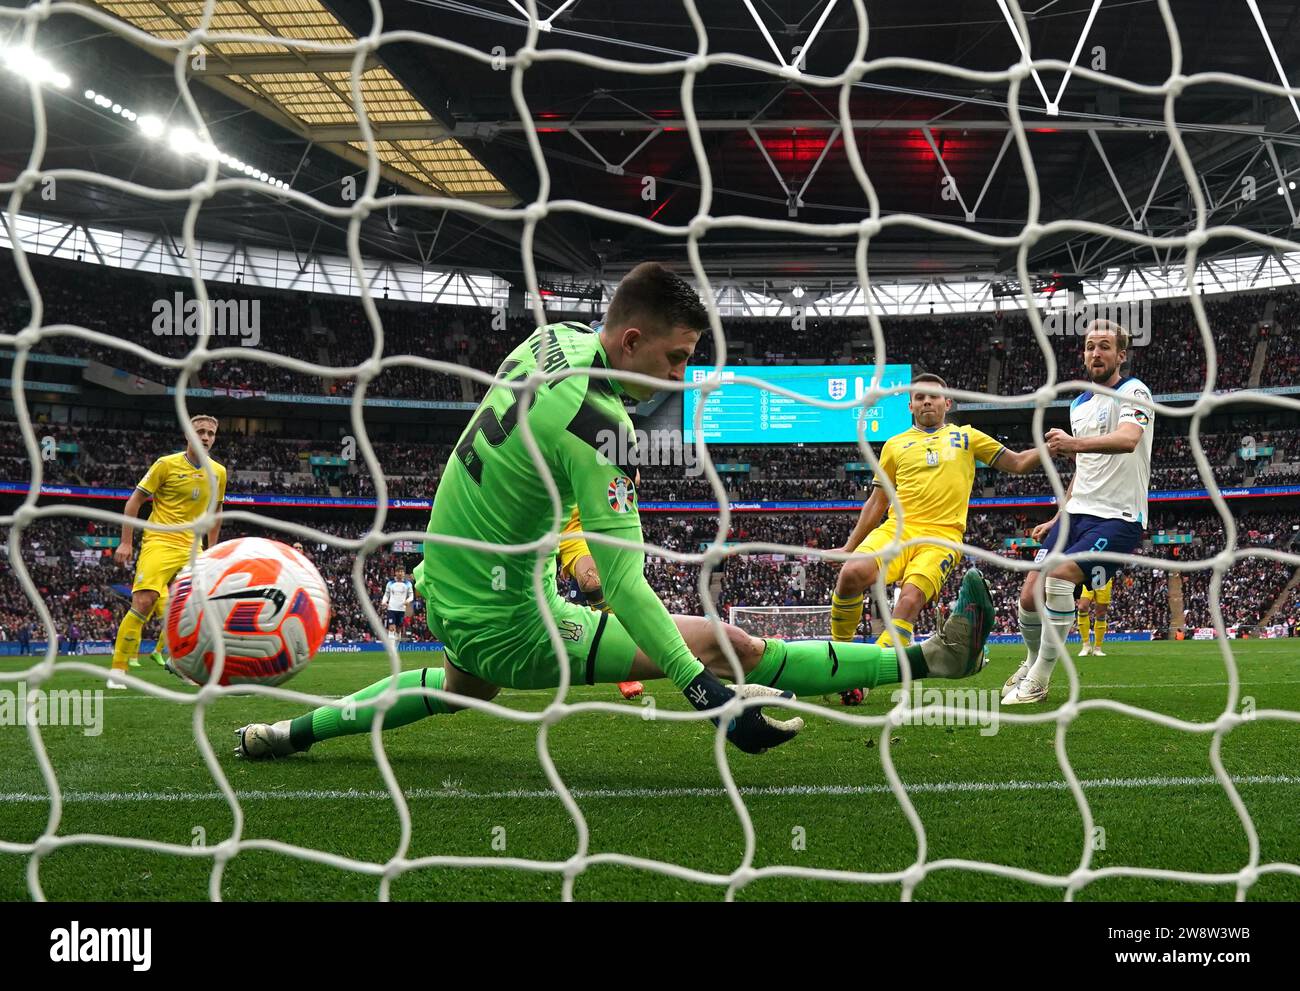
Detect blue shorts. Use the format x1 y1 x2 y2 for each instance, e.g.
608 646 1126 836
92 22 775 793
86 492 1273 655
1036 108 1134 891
1035 513 1143 590
386 609 405 627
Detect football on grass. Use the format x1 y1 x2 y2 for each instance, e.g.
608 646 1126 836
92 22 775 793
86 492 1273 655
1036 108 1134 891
165 537 331 686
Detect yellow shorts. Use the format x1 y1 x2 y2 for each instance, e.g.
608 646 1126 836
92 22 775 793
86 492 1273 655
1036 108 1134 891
132 539 195 595
1079 578 1113 605
855 522 963 604
558 535 592 581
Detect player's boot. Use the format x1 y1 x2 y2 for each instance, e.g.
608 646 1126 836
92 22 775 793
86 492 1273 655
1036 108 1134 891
1002 659 1031 698
918 568 994 679
1091 647 1106 657
1002 676 1050 705
1079 643 1093 657
162 659 195 684
107 672 128 690
839 687 868 706
617 680 644 700
235 720 307 760
127 656 141 669
149 649 167 667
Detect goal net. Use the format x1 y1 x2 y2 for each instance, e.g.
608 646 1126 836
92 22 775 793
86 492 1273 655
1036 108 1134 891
2 0 1298 904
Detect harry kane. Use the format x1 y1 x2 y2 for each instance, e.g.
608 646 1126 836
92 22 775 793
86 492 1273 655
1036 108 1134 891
1003 319 1154 704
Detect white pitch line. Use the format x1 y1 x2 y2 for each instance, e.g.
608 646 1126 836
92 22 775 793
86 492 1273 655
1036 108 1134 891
1082 680 1300 689
2 774 1297 805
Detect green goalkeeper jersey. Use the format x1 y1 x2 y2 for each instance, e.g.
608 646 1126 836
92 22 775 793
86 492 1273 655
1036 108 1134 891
416 322 704 690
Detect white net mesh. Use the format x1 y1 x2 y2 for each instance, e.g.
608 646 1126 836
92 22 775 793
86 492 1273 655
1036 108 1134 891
2 0 1299 902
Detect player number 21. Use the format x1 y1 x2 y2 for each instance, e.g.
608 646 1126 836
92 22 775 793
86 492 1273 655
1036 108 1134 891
948 431 968 449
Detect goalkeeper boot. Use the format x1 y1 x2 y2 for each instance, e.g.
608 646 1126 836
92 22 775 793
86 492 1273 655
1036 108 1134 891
917 568 994 679
617 680 644 700
839 688 867 706
235 720 308 760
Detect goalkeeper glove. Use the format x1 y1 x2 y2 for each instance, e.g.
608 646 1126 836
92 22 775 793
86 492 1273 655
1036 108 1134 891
683 669 804 754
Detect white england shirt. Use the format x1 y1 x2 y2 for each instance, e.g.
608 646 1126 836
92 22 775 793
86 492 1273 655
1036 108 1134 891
1065 376 1154 526
384 579 414 611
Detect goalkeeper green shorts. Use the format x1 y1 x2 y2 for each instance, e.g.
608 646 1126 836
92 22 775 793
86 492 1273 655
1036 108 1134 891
426 597 639 690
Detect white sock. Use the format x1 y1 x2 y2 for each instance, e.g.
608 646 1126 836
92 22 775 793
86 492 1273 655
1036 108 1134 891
1018 604 1042 669
1028 577 1077 685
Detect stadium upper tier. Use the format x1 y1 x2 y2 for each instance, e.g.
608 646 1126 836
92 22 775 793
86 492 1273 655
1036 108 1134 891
3 257 1297 403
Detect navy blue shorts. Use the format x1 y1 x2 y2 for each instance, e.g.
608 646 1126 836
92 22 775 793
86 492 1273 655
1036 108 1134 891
1034 513 1143 590
386 609 406 627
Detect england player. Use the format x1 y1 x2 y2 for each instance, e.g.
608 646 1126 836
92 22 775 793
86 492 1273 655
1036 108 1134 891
237 263 996 760
1003 319 1153 704
110 415 226 688
381 567 415 642
830 374 1044 705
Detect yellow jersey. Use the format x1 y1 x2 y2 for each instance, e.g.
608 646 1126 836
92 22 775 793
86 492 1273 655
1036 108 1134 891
560 505 583 537
136 451 227 546
872 423 1004 531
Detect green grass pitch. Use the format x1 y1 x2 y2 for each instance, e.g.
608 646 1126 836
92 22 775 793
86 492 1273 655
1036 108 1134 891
2 641 1298 901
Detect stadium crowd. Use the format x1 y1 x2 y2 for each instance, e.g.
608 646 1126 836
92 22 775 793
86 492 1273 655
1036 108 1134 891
3 505 1297 648
7 258 1290 408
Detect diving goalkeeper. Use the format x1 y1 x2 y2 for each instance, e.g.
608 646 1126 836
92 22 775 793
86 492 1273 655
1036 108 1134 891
237 263 994 759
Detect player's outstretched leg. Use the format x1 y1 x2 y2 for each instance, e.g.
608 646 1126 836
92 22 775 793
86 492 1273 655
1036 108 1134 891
236 664 496 760
731 568 994 695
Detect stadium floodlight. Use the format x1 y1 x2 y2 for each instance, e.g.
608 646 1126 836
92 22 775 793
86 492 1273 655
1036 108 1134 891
3 46 52 82
111 104 122 114
52 72 69 89
168 127 199 155
792 285 805 299
84 89 95 100
136 114 164 138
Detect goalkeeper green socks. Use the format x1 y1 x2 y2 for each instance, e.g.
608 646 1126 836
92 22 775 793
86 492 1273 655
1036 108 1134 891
748 638 930 695
289 667 454 749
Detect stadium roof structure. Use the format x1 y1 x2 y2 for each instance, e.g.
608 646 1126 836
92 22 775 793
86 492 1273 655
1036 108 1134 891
3 1 1300 293
85 0 511 201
